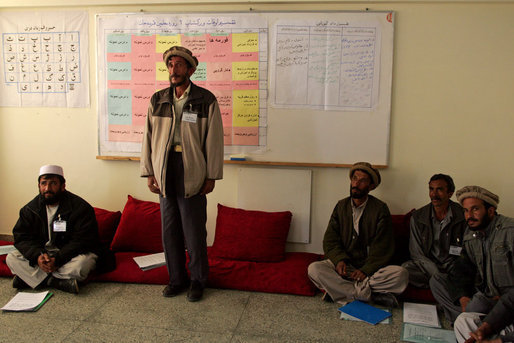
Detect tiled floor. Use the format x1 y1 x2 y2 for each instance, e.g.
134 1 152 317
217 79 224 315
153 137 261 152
0 277 408 343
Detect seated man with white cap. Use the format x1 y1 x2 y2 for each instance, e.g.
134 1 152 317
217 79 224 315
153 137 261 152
6 165 104 294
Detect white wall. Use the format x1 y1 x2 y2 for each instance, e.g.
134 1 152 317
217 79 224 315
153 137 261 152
1 1 513 254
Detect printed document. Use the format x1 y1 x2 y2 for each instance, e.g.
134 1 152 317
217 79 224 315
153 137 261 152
401 323 456 343
403 302 440 328
0 245 16 255
133 252 166 271
1 291 52 312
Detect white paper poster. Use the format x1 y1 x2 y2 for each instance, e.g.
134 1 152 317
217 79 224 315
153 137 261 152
0 11 89 107
270 18 382 111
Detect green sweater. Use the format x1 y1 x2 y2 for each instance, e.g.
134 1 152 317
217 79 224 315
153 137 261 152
323 195 394 276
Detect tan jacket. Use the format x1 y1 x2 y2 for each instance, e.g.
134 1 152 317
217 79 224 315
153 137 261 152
140 83 224 198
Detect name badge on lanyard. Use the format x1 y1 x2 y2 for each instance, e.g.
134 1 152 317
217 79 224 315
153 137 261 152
449 245 462 256
182 110 197 123
53 215 66 232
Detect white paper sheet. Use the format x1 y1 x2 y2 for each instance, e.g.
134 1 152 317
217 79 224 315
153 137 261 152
270 18 382 111
0 245 16 255
133 252 166 271
1 291 50 311
401 323 456 343
403 302 441 328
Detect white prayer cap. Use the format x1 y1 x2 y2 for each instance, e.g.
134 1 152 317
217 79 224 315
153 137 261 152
39 165 64 177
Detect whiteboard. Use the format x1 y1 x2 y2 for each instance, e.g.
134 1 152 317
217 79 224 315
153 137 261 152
96 11 394 166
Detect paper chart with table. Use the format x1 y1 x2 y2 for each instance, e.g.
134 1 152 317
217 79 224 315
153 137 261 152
269 18 382 111
97 13 268 157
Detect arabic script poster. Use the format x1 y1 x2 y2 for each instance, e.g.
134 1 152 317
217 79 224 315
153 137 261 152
0 11 89 107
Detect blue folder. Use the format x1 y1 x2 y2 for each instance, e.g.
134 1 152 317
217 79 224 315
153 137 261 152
338 300 392 325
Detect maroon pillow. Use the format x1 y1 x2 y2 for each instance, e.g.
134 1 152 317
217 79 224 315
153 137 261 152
208 248 321 296
0 240 14 277
391 209 415 265
110 195 163 253
94 207 122 248
211 204 292 262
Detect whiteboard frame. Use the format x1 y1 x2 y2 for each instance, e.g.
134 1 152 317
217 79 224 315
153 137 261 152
96 11 394 166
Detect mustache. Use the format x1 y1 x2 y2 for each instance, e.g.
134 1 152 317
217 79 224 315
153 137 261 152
467 218 478 223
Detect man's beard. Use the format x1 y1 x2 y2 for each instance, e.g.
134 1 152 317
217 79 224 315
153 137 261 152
350 186 368 199
40 190 62 205
169 74 188 87
467 215 492 231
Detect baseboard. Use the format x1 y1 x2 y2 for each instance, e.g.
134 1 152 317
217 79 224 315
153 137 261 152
0 234 14 242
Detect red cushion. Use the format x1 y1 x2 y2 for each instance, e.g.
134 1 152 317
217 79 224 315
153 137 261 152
110 195 163 253
208 249 321 296
0 240 14 277
94 207 122 248
390 209 415 265
94 252 170 284
94 248 321 296
211 204 292 262
400 285 436 303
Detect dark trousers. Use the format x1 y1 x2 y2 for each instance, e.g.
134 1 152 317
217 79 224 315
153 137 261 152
429 273 497 323
160 151 208 287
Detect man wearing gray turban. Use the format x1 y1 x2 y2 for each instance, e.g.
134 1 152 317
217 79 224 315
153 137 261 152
430 185 514 325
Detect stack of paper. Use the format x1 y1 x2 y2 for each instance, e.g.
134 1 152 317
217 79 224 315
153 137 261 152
401 302 456 343
401 323 456 343
133 252 166 271
338 300 392 325
0 245 16 255
403 302 440 328
1 291 53 312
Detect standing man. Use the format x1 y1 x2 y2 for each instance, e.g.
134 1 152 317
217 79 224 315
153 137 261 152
402 174 466 288
308 162 408 307
7 165 105 294
430 186 514 323
140 46 224 302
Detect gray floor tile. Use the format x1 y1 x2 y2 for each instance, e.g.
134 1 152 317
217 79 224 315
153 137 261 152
0 316 82 343
15 282 125 321
0 278 423 343
90 284 250 333
65 322 233 343
236 293 404 342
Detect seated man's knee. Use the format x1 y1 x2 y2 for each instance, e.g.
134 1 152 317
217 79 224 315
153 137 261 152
401 260 414 270
389 265 409 292
429 272 443 288
5 252 15 267
386 265 409 282
308 261 320 279
5 251 23 271
395 265 409 278
57 254 97 281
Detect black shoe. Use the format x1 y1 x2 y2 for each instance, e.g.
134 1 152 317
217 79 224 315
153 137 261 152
187 281 204 302
12 275 30 290
48 277 79 294
371 292 399 308
162 283 188 297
